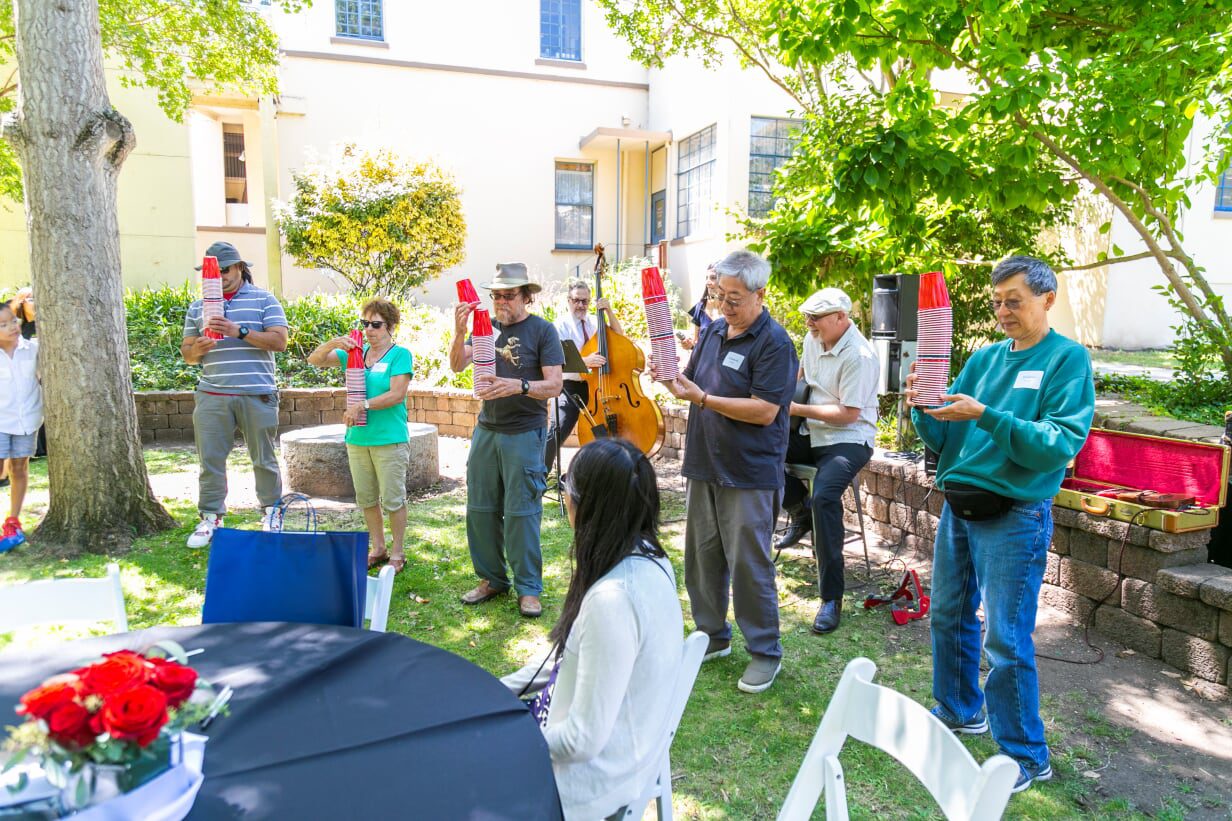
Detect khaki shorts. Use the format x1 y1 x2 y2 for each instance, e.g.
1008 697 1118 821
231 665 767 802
347 442 410 512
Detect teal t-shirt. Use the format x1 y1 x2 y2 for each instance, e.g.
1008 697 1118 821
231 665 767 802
335 344 414 446
911 329 1094 502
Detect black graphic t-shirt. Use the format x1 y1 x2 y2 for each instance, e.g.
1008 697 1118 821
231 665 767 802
476 314 565 434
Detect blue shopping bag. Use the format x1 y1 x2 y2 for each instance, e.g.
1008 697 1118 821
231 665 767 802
202 495 369 628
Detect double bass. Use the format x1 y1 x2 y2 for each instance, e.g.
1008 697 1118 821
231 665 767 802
577 244 665 456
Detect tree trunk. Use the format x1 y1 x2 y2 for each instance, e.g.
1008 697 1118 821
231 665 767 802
6 0 174 553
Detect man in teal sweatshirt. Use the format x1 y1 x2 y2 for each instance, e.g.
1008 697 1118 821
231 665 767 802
906 255 1094 794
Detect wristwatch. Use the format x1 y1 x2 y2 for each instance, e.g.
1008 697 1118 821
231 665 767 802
237 326 250 340
520 378 530 396
362 399 371 411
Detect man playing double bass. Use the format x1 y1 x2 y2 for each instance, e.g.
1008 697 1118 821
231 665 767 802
544 280 623 475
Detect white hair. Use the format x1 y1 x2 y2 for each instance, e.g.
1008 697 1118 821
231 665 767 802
713 250 771 291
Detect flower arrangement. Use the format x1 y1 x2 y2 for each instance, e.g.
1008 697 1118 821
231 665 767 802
3 642 219 806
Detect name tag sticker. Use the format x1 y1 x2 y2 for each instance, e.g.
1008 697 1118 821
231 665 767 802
1014 370 1044 390
372 363 389 373
722 352 746 370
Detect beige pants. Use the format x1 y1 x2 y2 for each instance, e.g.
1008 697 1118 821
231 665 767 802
346 442 409 512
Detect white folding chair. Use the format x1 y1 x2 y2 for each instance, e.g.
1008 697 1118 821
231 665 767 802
778 658 1018 821
622 630 710 820
0 562 128 633
364 565 395 633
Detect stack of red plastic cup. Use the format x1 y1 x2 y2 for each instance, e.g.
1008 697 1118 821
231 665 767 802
641 266 679 381
345 328 367 426
914 271 952 407
471 309 495 398
456 279 480 305
201 256 224 341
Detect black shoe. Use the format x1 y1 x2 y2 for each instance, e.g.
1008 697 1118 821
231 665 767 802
773 517 812 550
812 599 842 634
0 477 8 489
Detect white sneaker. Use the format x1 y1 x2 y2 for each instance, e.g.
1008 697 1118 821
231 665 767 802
262 506 283 533
187 514 222 549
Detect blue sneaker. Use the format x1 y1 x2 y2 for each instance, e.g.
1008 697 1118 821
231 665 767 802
930 706 988 735
1012 763 1053 794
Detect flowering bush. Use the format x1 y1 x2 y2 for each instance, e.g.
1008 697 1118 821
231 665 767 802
3 643 217 789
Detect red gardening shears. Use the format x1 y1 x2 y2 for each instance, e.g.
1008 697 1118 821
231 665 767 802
864 568 930 625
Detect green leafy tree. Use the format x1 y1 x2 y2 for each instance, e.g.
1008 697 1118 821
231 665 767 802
274 145 468 299
0 0 306 198
598 0 1232 378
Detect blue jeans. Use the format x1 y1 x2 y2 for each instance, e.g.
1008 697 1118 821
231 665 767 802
930 499 1052 771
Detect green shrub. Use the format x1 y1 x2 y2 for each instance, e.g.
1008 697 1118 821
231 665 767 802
1096 373 1228 427
124 285 471 392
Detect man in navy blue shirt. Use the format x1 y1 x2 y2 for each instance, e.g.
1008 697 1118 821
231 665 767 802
657 250 798 693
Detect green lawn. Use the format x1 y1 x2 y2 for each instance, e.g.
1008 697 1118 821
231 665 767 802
0 453 1195 819
1087 348 1176 371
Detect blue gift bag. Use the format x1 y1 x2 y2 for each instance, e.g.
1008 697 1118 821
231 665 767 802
202 495 369 628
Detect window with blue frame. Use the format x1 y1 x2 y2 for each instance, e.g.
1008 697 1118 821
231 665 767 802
336 0 383 41
555 162 594 249
677 125 716 238
1216 160 1232 212
748 117 803 219
541 0 582 61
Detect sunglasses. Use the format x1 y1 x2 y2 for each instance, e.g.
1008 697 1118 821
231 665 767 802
491 292 521 302
988 298 1025 313
359 320 387 329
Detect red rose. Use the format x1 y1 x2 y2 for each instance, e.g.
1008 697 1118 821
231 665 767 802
17 678 78 720
46 702 97 749
147 659 198 709
100 685 168 747
76 651 150 697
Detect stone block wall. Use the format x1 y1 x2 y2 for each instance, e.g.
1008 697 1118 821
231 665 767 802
851 454 1231 693
135 389 351 444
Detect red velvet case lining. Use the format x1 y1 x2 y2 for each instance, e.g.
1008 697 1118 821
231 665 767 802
1070 429 1226 507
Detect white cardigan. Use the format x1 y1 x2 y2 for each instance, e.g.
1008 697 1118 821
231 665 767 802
503 553 684 820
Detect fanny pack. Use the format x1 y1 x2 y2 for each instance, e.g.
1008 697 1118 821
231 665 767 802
944 482 1015 521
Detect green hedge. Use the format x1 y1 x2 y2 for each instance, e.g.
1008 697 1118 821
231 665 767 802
124 286 471 392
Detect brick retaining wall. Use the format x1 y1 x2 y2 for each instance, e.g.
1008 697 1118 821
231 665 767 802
851 453 1231 695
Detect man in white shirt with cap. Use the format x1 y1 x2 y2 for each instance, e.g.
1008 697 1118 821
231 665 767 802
544 280 623 475
776 287 879 634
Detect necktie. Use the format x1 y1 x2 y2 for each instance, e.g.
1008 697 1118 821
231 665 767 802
580 319 590 345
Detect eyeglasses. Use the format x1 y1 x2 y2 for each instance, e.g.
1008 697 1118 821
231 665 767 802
359 320 387 329
715 294 749 309
988 298 1026 313
568 297 591 305
491 292 520 302
804 313 828 323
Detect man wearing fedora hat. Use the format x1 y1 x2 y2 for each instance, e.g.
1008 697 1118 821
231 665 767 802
450 262 564 617
181 240 289 548
776 287 879 635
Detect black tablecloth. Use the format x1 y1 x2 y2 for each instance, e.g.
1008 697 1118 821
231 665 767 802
0 623 563 820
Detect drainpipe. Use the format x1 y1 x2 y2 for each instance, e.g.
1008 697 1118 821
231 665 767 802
258 96 284 297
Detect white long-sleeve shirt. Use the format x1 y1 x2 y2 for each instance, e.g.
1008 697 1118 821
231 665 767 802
503 553 684 820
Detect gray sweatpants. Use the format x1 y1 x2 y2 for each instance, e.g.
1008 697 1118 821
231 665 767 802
684 479 782 660
193 391 282 515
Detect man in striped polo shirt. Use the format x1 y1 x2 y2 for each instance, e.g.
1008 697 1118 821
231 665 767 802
180 241 289 548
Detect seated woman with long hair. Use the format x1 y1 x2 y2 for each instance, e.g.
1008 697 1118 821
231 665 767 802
503 438 684 820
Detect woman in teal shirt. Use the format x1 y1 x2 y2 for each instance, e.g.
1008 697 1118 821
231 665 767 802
308 299 414 573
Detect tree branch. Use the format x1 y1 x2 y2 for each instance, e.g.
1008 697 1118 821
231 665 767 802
1061 252 1159 272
